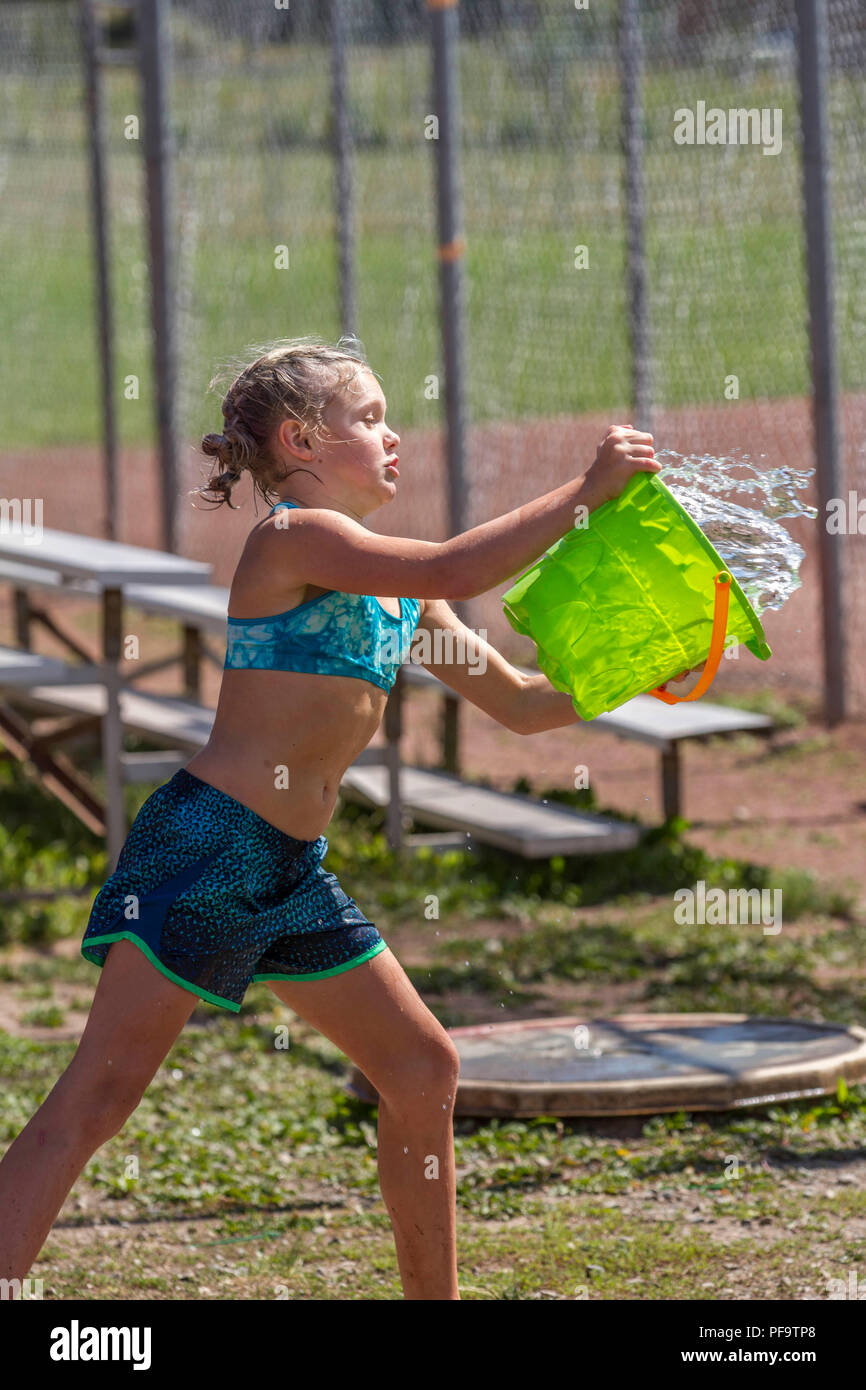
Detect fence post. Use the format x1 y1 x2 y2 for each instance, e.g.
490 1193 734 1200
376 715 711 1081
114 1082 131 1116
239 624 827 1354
428 0 468 554
79 0 119 541
139 0 179 553
330 0 357 336
795 0 846 725
620 0 652 435
429 0 469 774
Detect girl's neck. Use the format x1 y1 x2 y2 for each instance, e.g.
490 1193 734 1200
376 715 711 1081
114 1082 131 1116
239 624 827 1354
272 493 370 524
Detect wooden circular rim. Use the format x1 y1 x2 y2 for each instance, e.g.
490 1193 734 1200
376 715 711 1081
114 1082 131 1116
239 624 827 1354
347 1013 866 1117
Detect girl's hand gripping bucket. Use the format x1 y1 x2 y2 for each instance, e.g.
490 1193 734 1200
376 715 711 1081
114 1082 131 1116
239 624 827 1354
502 471 772 721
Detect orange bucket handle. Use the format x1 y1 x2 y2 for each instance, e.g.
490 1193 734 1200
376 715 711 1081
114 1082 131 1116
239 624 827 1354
650 571 732 705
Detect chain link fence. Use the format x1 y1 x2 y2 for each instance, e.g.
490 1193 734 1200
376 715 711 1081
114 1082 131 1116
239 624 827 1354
1 0 863 712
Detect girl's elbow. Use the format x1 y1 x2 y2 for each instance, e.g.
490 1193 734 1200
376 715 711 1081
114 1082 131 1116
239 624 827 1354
434 546 479 602
516 704 584 735
507 705 536 735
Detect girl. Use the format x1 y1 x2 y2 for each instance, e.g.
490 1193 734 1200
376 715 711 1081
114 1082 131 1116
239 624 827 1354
0 335 682 1301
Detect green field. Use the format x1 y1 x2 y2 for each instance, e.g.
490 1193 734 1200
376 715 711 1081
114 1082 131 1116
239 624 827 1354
2 36 864 450
5 1008 866 1300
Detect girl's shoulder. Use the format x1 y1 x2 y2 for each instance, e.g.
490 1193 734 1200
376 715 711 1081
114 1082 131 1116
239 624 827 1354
230 508 310 616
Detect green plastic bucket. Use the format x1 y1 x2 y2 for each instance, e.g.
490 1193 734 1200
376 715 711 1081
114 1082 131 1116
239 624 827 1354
502 471 772 720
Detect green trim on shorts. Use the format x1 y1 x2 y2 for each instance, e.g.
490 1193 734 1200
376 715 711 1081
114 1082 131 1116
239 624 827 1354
252 938 388 984
80 932 242 1013
81 932 388 1011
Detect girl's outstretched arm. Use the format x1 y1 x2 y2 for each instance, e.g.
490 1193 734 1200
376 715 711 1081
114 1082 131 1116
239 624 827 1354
253 426 657 602
410 596 549 733
412 598 705 734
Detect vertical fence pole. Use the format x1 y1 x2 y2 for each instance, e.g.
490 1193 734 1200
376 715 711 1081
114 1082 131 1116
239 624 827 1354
620 0 652 434
330 0 357 336
429 0 469 775
138 0 179 553
428 0 468 553
796 0 846 725
80 0 119 540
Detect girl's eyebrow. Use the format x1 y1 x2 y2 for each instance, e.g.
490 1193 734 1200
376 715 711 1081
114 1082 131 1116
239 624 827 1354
359 398 386 412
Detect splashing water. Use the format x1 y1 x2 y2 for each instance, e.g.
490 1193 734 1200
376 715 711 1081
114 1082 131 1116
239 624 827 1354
654 448 818 615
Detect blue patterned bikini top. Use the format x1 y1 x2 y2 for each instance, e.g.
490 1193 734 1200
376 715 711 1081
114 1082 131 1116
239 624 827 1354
224 501 422 693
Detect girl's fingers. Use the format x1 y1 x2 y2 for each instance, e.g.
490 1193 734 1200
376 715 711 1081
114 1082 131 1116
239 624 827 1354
671 664 706 684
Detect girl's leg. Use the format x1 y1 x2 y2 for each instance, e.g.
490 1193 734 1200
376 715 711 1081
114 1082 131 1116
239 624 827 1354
267 947 460 1301
0 939 200 1282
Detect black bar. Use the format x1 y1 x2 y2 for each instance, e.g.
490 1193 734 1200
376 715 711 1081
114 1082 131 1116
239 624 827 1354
139 0 179 554
795 0 846 725
620 0 652 433
330 0 357 336
80 0 120 540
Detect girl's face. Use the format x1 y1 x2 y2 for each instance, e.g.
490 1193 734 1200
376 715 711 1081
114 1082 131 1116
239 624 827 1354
315 369 401 512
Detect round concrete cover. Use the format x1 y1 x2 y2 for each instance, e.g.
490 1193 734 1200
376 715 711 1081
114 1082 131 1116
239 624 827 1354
348 1013 866 1117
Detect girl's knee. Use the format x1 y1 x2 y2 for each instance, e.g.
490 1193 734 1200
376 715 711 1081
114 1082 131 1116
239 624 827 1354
57 1060 147 1145
376 1032 460 1112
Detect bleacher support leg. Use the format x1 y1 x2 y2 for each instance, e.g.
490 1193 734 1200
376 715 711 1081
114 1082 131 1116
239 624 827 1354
183 624 202 699
13 588 31 649
661 743 681 820
383 668 404 851
101 585 126 867
442 695 460 773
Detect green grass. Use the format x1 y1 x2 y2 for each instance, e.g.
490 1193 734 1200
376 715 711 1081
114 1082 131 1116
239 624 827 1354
18 1004 66 1029
2 740 865 1297
4 1018 866 1298
2 43 864 449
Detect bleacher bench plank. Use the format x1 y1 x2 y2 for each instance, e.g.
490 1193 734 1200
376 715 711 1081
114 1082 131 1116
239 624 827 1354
0 559 98 596
0 529 211 587
0 562 230 637
0 646 104 687
591 694 773 745
125 583 230 634
21 683 216 749
340 764 641 858
402 659 773 745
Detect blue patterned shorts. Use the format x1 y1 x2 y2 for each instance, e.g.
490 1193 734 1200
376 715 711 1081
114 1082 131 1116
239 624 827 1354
81 768 387 1012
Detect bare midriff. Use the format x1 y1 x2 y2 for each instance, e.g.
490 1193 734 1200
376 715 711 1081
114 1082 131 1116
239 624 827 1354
184 667 389 842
